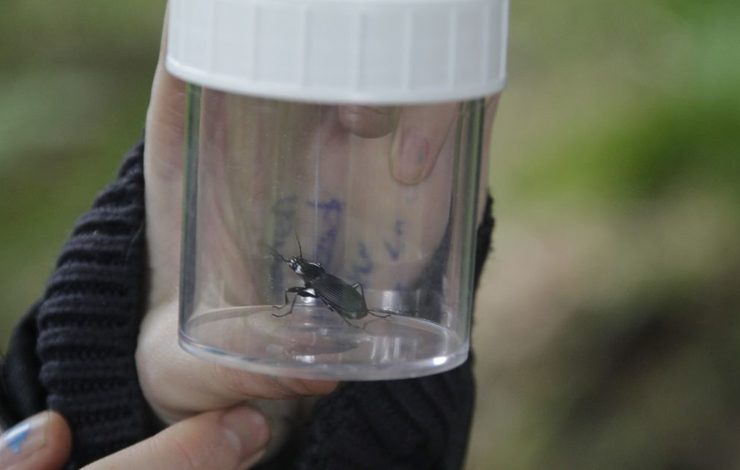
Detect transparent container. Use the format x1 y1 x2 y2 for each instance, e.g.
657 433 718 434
169 0 508 380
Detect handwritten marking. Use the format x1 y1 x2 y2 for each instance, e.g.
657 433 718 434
384 219 405 261
350 241 373 284
308 198 343 267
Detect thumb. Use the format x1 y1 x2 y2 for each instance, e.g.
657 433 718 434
0 411 72 470
83 406 269 470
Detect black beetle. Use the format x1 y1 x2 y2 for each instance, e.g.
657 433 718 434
269 237 397 325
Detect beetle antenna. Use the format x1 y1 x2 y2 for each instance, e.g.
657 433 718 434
265 243 288 263
294 231 303 259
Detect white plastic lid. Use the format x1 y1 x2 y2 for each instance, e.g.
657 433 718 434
166 0 508 104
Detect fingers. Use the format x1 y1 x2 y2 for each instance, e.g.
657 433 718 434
337 105 398 138
389 103 458 185
83 406 270 470
137 301 337 421
136 309 335 460
146 1 187 170
140 8 337 429
337 103 458 185
144 5 188 307
0 411 71 470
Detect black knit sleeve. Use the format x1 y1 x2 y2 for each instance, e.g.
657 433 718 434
0 302 45 430
0 140 159 466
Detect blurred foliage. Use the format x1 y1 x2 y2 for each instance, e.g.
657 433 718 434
1 1 739 469
0 1 164 345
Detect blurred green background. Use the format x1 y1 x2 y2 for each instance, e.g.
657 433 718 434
2 1 739 469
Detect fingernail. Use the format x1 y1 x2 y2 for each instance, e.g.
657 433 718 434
0 413 49 467
392 132 430 184
221 406 270 466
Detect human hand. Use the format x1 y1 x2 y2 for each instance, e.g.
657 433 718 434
137 5 338 455
137 0 498 451
0 406 269 470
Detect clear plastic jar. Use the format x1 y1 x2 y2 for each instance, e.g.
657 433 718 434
169 0 508 380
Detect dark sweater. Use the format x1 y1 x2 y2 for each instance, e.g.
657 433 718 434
0 140 494 469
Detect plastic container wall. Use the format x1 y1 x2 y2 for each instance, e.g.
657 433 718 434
179 86 492 380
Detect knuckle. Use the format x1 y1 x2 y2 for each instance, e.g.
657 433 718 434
215 365 250 396
276 376 338 397
167 434 206 469
214 365 286 400
212 363 337 401
150 421 232 470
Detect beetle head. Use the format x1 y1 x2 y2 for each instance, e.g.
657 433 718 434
291 258 323 280
288 257 301 272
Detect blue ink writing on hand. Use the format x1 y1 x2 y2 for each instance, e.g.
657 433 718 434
384 219 405 261
311 199 343 225
308 198 343 267
350 241 373 284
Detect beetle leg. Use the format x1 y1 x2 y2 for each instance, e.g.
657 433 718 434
273 287 320 317
368 309 392 318
351 282 365 298
273 286 303 309
285 292 301 315
272 286 305 317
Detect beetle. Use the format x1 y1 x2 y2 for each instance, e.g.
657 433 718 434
269 237 397 326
